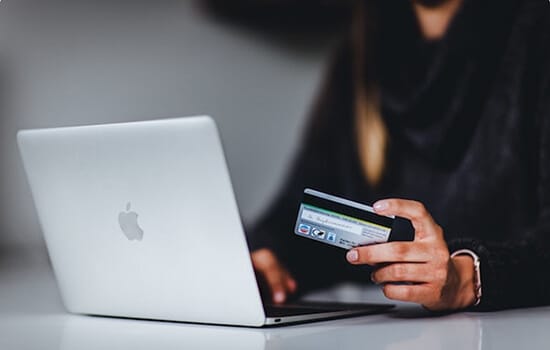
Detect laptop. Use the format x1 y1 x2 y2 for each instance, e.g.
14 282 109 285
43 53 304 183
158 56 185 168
17 116 393 327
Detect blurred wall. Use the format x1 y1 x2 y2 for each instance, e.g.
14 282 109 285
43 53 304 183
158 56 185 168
0 0 341 247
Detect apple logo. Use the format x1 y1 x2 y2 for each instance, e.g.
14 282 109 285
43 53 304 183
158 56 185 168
118 202 144 241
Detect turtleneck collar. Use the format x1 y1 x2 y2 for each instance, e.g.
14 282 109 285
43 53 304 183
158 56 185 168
372 0 520 169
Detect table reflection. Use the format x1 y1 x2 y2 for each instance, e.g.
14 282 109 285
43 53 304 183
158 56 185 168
59 310 484 350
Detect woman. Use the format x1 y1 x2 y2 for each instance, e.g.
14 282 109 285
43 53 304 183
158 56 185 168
248 0 550 311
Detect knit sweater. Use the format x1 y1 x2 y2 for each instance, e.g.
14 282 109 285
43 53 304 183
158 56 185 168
248 0 550 310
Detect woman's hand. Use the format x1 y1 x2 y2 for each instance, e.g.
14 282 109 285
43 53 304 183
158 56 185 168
251 248 297 304
346 199 476 311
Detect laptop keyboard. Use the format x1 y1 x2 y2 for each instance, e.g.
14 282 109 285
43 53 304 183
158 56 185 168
264 301 383 317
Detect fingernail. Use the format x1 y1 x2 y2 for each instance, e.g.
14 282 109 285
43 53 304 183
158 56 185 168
274 291 285 303
347 250 358 262
373 200 388 211
288 279 297 291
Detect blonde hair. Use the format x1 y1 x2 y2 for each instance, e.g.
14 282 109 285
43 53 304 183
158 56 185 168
353 0 388 187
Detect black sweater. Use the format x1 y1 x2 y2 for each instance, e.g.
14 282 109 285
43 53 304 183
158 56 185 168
248 0 550 311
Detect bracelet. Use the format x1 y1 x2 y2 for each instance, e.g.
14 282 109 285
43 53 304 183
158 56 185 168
450 249 482 306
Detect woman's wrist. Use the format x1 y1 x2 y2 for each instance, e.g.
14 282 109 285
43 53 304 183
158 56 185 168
451 255 477 309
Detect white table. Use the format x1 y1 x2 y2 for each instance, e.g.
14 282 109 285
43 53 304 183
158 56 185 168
1 247 548 350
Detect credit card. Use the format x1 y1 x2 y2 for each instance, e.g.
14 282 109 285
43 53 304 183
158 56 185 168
294 188 413 250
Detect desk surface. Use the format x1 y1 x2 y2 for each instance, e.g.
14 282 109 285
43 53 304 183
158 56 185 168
1 248 548 350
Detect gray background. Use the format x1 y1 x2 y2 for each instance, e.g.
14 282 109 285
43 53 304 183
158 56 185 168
0 0 340 249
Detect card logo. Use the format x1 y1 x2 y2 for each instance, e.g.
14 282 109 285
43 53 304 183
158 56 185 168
118 202 144 241
311 228 326 239
298 224 311 235
326 232 337 242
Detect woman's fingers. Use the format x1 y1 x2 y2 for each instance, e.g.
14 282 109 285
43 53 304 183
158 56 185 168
263 268 291 303
347 241 433 265
371 262 441 284
373 199 442 240
381 283 435 305
251 249 297 304
342 198 473 311
286 275 297 293
262 265 297 303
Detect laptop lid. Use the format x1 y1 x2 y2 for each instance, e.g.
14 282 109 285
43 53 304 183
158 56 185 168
17 116 267 327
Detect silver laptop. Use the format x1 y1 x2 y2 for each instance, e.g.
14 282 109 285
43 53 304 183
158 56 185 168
17 116 392 327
